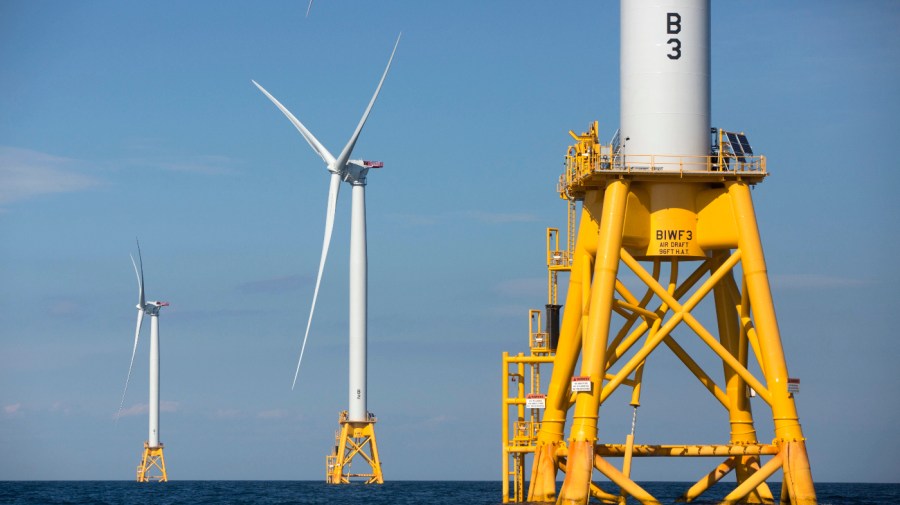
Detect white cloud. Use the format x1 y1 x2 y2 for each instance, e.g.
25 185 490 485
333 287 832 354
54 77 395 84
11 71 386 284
48 297 81 317
0 147 102 205
213 408 242 419
4 403 22 415
115 401 178 419
50 402 71 415
257 409 289 419
387 212 439 226
423 415 450 427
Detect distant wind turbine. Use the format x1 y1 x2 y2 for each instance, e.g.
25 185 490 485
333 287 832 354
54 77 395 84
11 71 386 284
252 34 399 484
117 239 170 482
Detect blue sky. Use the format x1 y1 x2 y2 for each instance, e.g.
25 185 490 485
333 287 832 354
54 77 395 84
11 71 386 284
1 0 898 483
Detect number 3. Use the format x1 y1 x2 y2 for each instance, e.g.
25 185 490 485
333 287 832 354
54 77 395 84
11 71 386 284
667 38 681 60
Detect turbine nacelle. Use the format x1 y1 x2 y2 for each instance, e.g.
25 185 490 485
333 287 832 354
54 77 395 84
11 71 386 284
143 301 169 316
343 160 384 185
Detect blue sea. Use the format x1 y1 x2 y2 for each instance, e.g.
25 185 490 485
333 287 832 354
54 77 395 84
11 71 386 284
1 481 898 505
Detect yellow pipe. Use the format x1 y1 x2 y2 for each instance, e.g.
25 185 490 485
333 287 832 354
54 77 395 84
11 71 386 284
661 336 730 409
617 249 773 405
600 250 764 405
529 192 603 503
781 440 817 505
620 432 637 505
712 259 757 441
721 453 783 505
593 455 661 505
727 182 815 504
612 298 660 321
610 261 662 349
539 192 602 442
571 180 630 441
712 255 772 503
559 180 630 505
677 457 735 502
501 353 510 502
726 182 800 437
506 356 555 364
558 444 779 457
606 260 709 371
724 272 766 379
614 259 709 358
607 318 653 370
517 360 525 427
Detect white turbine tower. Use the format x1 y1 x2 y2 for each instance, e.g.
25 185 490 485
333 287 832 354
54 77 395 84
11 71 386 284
117 240 169 482
252 34 399 484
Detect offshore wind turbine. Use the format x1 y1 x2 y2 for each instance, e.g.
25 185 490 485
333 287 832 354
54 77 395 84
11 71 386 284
117 240 169 482
252 34 399 484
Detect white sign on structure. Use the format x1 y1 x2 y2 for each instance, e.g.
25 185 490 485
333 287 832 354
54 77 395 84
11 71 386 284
526 394 546 409
571 376 592 392
787 377 800 393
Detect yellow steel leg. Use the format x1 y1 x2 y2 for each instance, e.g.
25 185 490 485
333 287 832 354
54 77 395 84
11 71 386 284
727 182 816 505
713 256 772 505
136 442 167 482
529 190 603 503
558 180 630 505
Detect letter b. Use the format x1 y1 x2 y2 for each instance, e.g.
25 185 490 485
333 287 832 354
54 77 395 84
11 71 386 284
667 13 681 34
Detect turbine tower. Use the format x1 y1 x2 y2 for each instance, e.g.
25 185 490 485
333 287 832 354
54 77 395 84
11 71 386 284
500 1 817 503
117 240 169 482
252 34 399 485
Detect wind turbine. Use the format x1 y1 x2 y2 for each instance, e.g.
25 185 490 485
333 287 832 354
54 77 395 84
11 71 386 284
117 240 170 482
252 34 399 484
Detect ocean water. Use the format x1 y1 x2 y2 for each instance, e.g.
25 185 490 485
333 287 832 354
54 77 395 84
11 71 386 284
1 481 897 505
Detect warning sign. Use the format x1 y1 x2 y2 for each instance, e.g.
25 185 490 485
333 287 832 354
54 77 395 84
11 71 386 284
526 394 546 409
571 376 592 392
787 377 800 394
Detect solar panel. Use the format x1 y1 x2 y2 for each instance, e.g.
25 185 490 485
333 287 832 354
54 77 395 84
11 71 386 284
736 134 753 155
726 132 745 161
726 133 742 155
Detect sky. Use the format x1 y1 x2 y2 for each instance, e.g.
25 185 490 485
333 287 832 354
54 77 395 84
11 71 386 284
1 0 898 484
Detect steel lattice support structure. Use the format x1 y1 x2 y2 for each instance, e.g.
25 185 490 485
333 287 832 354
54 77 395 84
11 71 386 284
512 128 817 504
503 1 815 503
326 410 383 484
136 442 168 482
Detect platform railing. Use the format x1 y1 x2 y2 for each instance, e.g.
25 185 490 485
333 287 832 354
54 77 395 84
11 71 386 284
563 151 767 192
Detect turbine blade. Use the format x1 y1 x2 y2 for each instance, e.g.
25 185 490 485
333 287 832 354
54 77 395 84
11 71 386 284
252 80 336 167
132 240 145 308
333 34 401 170
292 172 341 390
306 0 313 17
116 309 144 422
